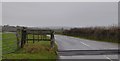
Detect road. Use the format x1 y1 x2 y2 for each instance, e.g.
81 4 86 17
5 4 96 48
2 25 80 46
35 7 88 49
55 35 119 61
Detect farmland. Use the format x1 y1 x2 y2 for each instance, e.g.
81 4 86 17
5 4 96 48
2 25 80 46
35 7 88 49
0 32 2 60
2 32 57 61
2 32 17 54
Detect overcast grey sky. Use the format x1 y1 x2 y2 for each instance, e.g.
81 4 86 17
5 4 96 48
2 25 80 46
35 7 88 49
2 2 118 27
1 0 119 2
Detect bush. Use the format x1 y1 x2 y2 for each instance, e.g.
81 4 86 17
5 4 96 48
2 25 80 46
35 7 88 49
63 26 119 43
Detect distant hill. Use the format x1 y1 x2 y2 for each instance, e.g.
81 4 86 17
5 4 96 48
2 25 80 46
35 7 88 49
2 25 16 32
39 26 72 30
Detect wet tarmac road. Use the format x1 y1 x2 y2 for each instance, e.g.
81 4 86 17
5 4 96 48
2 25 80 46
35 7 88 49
55 35 119 61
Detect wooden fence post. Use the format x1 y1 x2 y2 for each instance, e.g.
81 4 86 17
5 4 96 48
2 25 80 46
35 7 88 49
26 33 28 43
21 28 24 48
33 30 35 43
50 31 55 48
38 30 39 41
16 27 20 49
24 28 27 44
21 27 27 48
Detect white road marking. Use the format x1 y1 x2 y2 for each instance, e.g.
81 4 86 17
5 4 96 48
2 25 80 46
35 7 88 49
80 41 95 49
104 55 113 61
80 42 90 47
79 41 112 61
55 35 116 60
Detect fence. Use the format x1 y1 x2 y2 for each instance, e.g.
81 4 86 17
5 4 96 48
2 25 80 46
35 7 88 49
2 26 55 54
17 27 55 48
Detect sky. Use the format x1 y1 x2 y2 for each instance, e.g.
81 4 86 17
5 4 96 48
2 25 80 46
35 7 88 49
1 0 120 2
118 2 120 27
0 2 1 25
2 2 119 27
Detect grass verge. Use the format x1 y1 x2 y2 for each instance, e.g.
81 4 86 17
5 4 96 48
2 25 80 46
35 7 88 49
0 32 2 60
2 33 58 61
2 41 58 61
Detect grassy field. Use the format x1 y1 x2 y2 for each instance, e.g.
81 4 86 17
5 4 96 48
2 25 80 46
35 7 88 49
27 34 50 39
2 32 17 54
0 32 2 60
2 33 58 61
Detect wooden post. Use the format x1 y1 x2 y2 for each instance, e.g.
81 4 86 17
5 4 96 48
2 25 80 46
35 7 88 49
24 28 27 44
38 30 39 41
33 30 35 43
26 33 28 43
50 31 55 48
21 28 24 48
16 28 20 49
38 31 40 41
21 27 27 48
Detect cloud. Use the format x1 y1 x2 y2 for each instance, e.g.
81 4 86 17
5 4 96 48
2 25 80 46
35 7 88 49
2 2 118 27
